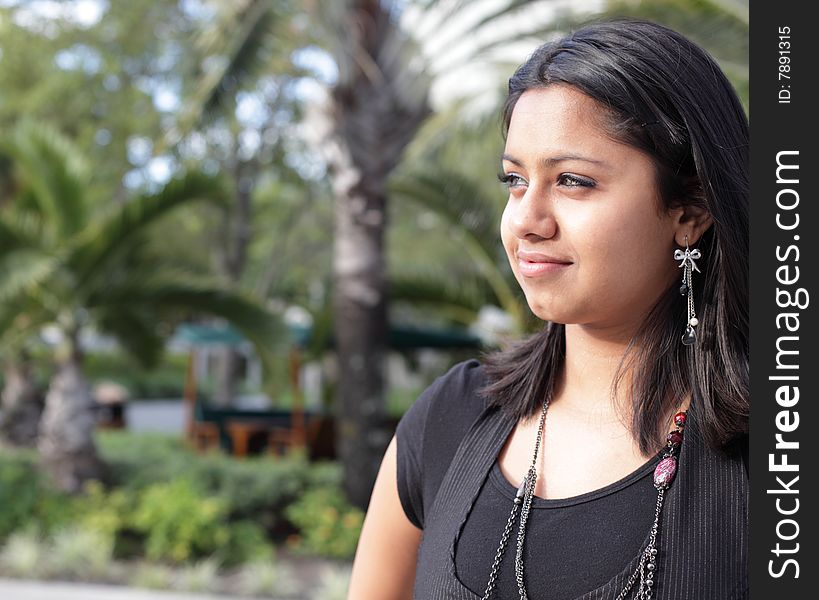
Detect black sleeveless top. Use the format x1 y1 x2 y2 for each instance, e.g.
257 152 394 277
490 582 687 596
396 360 749 599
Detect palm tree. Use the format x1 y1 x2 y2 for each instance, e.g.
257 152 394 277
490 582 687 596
0 121 286 492
0 348 43 448
316 0 431 508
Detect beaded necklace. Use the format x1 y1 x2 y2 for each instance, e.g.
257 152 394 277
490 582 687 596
481 402 688 600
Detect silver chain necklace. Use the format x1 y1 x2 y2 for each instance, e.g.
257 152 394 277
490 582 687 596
481 400 688 600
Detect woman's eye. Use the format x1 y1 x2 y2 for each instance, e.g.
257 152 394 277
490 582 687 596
498 172 528 188
557 173 596 187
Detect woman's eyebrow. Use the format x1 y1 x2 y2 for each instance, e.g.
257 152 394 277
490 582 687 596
501 152 609 169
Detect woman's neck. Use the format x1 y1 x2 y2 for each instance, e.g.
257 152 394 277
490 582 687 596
554 323 638 425
555 322 690 431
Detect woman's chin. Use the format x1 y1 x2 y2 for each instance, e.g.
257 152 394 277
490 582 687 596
526 303 570 324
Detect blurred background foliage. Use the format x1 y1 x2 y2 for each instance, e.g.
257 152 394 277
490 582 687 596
0 432 362 593
0 0 747 594
0 0 748 335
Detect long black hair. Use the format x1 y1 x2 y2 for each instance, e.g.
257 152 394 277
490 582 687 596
480 19 749 453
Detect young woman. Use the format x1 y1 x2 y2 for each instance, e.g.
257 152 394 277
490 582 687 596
349 19 749 600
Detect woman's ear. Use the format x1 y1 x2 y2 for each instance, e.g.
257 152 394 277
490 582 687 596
670 176 713 246
673 204 713 246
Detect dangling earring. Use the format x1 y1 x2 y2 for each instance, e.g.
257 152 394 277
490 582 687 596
674 235 701 345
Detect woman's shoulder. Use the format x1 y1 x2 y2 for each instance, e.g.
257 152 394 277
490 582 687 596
394 359 488 529
399 359 488 437
426 357 488 402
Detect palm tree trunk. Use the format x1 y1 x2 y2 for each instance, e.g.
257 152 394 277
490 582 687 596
38 334 104 493
326 0 430 509
0 357 42 447
332 172 391 509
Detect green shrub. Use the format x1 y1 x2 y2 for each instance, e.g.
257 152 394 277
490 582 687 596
219 520 274 566
0 529 45 577
131 478 229 563
0 450 72 539
311 564 353 600
98 432 313 533
286 486 364 559
49 525 114 579
75 480 129 537
128 561 175 590
96 431 196 491
128 478 275 566
175 557 221 593
1 524 115 581
73 480 145 559
94 432 364 565
235 558 299 598
197 453 310 528
305 460 343 488
84 350 265 400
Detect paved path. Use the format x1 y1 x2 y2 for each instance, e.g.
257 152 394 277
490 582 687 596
0 579 257 600
0 554 351 600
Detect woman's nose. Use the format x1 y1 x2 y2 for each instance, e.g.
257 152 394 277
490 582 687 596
507 187 557 240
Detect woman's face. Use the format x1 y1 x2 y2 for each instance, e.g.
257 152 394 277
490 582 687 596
501 85 682 333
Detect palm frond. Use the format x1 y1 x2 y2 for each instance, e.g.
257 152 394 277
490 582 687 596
69 170 229 287
406 0 485 47
439 10 580 74
2 121 90 239
165 0 294 151
200 0 286 115
390 169 501 259
597 0 748 106
95 307 166 369
0 211 45 256
0 252 60 305
390 168 525 329
0 281 53 348
98 278 289 365
402 97 476 163
696 0 748 26
604 0 748 52
390 267 492 325
468 0 550 31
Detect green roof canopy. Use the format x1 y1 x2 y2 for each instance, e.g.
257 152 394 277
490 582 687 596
173 322 482 350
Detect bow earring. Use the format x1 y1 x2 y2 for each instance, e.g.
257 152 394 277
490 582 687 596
674 235 701 346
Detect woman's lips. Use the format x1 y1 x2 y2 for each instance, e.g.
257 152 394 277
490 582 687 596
516 250 572 277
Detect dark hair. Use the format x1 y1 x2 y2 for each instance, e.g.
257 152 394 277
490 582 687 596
480 18 749 453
